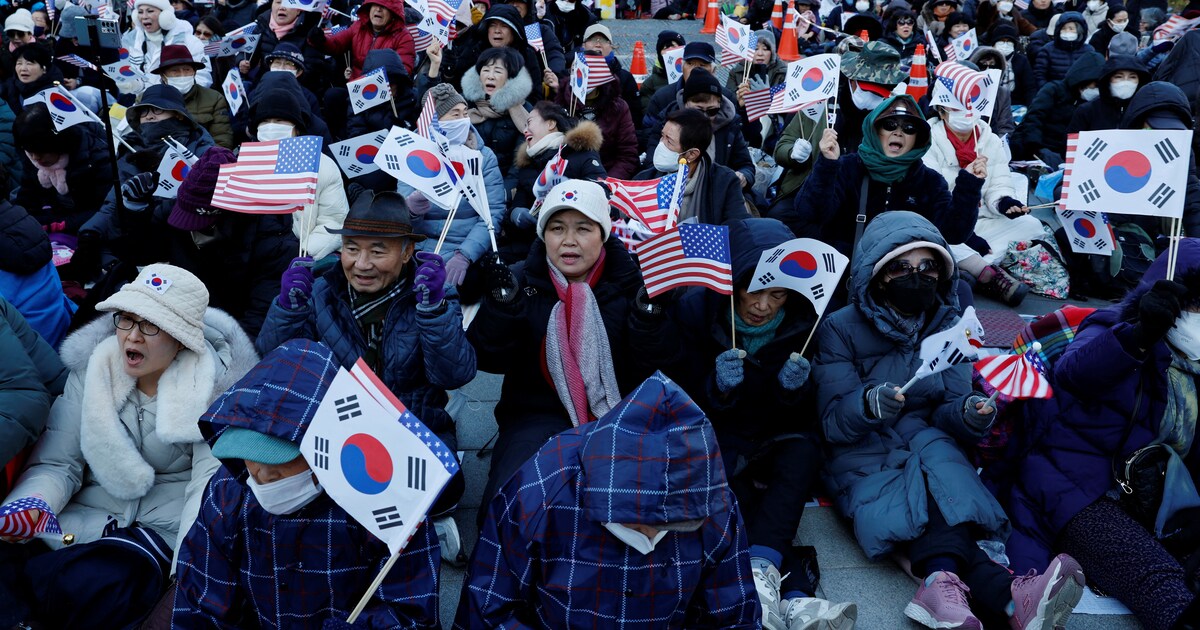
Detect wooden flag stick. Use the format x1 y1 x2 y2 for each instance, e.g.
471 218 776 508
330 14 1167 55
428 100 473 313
730 293 737 349
798 313 822 356
346 550 402 624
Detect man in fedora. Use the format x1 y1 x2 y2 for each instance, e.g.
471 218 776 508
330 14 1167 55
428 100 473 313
256 190 475 521
152 44 233 148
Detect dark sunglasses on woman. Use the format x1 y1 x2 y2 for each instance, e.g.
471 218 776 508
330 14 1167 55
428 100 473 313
878 118 918 135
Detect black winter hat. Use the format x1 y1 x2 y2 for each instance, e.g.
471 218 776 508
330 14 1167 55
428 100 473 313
482 4 525 41
656 30 685 56
249 88 310 134
683 67 722 101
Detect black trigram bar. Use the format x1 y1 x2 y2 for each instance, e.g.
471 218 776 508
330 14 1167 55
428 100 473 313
1149 183 1176 209
757 272 776 285
810 284 825 300
338 145 352 157
313 436 330 470
372 506 405 530
1078 180 1101 203
1154 138 1181 163
1083 138 1108 160
765 248 785 264
407 456 427 492
335 395 362 421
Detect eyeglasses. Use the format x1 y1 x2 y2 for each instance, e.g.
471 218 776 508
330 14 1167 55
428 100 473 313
113 313 161 336
884 258 940 279
897 17 915 25
694 106 721 117
878 118 918 135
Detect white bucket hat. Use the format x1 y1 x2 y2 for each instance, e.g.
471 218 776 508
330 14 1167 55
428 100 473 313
96 263 210 353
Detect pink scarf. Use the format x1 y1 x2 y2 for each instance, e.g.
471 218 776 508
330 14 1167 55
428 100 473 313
268 16 295 40
27 152 69 195
543 248 621 426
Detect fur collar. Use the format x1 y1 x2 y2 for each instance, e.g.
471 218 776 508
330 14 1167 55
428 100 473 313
515 120 604 168
63 309 258 500
461 67 534 113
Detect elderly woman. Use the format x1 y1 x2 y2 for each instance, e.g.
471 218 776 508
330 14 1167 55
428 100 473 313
0 44 56 116
0 264 257 628
121 0 212 95
470 179 668 512
462 47 533 179
505 101 605 262
813 211 1085 630
994 242 1200 629
923 104 1043 306
401 84 506 289
785 96 986 260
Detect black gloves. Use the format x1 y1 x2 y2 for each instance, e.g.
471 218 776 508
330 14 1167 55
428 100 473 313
481 254 520 304
965 233 992 257
120 172 158 204
1134 279 1188 350
865 383 904 420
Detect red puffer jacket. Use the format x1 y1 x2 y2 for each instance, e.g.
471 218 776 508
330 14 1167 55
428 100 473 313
314 0 415 77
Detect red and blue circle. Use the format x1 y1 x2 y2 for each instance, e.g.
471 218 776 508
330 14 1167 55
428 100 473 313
49 92 76 112
171 161 190 181
1103 150 1152 193
727 27 740 43
673 58 683 74
355 145 378 164
149 275 166 287
229 84 239 99
231 37 247 49
801 67 824 91
119 65 138 77
574 67 585 88
563 190 577 201
118 47 129 59
436 14 450 27
407 150 443 178
1073 218 1096 238
961 37 973 50
340 433 393 495
780 251 818 278
362 83 379 100
967 82 982 103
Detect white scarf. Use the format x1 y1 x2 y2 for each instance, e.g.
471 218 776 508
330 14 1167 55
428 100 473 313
527 131 565 158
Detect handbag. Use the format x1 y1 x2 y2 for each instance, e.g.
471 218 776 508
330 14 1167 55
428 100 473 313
1111 383 1170 529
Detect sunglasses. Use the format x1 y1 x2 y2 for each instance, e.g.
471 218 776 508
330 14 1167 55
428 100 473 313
897 17 915 25
884 258 940 279
695 106 721 117
878 118 918 135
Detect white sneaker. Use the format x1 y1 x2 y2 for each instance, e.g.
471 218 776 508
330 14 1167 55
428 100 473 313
433 515 466 567
753 561 787 630
782 597 858 630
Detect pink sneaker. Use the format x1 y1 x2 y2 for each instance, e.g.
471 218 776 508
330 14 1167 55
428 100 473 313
1009 553 1086 630
904 571 983 630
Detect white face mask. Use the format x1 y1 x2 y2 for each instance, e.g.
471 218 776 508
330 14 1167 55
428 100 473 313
270 67 299 77
603 523 668 555
1060 30 1079 42
1110 19 1128 31
1086 0 1102 10
653 141 684 172
165 75 195 94
1080 86 1100 101
998 0 1013 11
994 41 1015 56
1167 311 1200 360
439 117 472 145
945 108 976 133
1110 79 1137 99
556 0 573 11
855 0 870 11
851 85 885 111
257 122 295 141
247 470 323 515
536 0 546 17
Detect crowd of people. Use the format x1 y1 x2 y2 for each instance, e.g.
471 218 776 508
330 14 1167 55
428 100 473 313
0 0 1197 626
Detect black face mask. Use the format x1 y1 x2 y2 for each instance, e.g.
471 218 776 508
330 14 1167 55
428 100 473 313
138 119 193 146
880 273 939 315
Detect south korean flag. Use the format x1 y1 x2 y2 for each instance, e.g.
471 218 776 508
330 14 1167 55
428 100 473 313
300 366 456 553
1062 129 1192 219
1055 209 1115 256
347 68 392 114
330 130 389 178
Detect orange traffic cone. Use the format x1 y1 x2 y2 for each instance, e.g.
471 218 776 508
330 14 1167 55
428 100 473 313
701 0 718 34
777 8 800 61
859 29 870 42
630 41 649 87
770 0 784 30
907 43 928 101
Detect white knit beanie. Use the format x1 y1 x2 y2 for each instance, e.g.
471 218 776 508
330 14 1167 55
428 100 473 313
96 264 210 353
537 180 612 242
135 0 177 32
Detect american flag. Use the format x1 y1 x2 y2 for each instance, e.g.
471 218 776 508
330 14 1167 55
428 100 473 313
0 497 62 539
57 54 98 71
1155 14 1200 39
211 136 321 212
416 90 436 139
745 84 783 121
579 52 615 89
203 38 224 56
323 23 348 36
634 224 732 298
409 24 433 52
525 23 544 52
607 166 689 234
715 15 756 66
935 61 985 110
974 346 1053 400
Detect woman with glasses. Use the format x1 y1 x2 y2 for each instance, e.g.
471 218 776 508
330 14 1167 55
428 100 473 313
0 264 257 627
783 96 986 264
882 10 922 58
812 211 1086 629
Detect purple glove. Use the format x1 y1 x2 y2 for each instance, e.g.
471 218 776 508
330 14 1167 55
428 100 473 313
278 256 314 310
413 252 446 307
406 191 432 216
445 252 470 286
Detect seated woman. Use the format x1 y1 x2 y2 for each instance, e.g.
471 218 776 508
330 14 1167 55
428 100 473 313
784 96 985 259
402 84 506 290
923 104 1043 306
469 179 667 514
994 242 1200 629
462 47 533 179
120 0 212 96
505 101 606 263
0 264 257 628
813 211 1085 630
659 217 856 629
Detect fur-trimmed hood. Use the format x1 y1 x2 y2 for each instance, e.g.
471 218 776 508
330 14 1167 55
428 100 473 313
461 67 534 112
515 120 604 168
59 308 258 500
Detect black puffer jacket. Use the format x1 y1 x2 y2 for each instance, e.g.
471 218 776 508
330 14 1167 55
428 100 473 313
462 65 534 178
1066 54 1149 134
13 124 113 235
0 199 51 276
1033 12 1095 84
1010 51 1104 159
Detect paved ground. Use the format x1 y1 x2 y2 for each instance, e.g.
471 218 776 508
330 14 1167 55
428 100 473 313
435 16 1145 629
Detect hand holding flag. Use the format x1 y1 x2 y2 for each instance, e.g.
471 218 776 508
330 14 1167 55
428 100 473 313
900 306 986 392
974 342 1053 402
0 497 63 540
